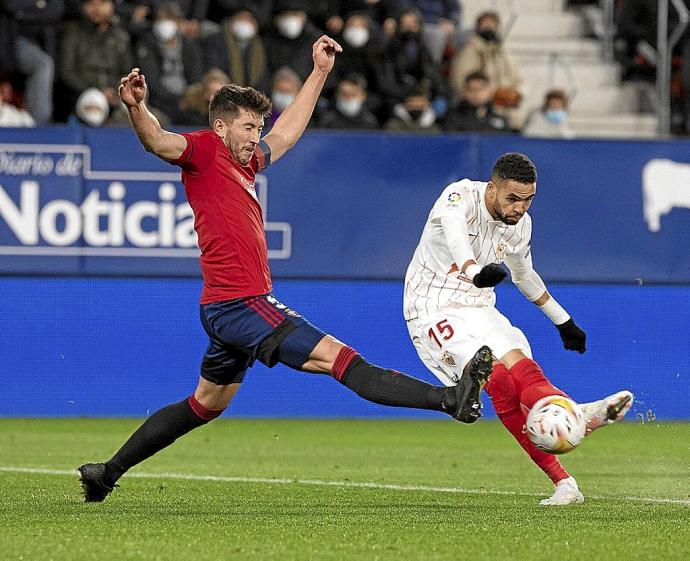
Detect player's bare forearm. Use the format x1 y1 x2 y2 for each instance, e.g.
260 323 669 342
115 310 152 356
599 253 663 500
264 35 341 162
263 69 328 161
127 103 186 162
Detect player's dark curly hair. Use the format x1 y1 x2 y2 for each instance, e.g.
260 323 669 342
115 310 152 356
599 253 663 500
208 85 272 126
491 153 537 184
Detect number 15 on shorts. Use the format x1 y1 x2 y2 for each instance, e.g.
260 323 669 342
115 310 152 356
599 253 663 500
428 319 455 348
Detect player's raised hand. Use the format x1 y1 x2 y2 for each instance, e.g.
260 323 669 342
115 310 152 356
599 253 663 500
472 263 508 288
118 68 147 108
556 318 586 353
312 35 342 75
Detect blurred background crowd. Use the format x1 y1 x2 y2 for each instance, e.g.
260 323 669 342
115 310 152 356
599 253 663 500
1 0 689 138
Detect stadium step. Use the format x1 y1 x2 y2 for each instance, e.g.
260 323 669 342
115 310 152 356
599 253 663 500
507 38 603 63
462 0 566 23
515 62 621 88
567 113 658 138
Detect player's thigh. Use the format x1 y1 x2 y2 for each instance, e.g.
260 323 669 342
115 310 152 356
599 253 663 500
407 321 457 386
242 296 329 372
480 307 532 362
200 334 252 386
410 306 529 380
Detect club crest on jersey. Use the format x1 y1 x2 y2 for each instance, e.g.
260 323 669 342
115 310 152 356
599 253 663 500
446 192 462 207
441 351 456 367
495 242 507 260
240 176 258 201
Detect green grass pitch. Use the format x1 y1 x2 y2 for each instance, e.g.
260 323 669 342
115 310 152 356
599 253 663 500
1 418 689 561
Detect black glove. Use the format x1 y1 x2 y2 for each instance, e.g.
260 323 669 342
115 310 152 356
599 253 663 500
556 318 586 353
472 264 507 288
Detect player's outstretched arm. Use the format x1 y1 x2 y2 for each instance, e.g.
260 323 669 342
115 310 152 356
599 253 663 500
505 249 586 353
119 68 187 162
262 36 342 163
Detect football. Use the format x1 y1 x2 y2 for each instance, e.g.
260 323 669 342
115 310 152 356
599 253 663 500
526 395 586 455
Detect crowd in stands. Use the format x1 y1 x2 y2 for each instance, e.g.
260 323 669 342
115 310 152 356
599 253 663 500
2 0 685 136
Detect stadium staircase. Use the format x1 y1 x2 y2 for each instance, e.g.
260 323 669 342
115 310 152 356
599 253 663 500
461 0 658 138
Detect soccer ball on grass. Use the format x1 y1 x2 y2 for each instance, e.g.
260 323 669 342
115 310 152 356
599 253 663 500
526 395 586 455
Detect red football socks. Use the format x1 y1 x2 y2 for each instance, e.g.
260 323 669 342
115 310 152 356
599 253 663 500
508 357 569 409
485 362 570 485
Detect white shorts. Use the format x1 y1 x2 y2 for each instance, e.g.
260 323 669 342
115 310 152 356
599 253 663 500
407 306 532 387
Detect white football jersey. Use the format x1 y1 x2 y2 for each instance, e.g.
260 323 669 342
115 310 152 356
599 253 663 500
404 179 533 320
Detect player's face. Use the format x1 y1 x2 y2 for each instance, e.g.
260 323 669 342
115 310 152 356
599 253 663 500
218 109 264 165
487 179 536 225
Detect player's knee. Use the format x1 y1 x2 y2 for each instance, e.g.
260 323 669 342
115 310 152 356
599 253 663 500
330 345 362 382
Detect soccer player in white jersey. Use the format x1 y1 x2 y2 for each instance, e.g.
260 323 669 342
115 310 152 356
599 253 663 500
404 153 634 506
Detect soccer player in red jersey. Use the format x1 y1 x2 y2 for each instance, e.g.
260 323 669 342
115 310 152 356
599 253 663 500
77 36 493 502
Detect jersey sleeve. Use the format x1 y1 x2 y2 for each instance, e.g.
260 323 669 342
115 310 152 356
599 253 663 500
429 181 475 223
250 140 272 173
170 130 216 172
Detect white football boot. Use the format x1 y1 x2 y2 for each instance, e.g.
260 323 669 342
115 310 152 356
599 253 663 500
579 390 634 435
539 476 584 506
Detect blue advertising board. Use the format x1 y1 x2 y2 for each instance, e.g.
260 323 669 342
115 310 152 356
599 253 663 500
1 128 689 282
0 277 688 419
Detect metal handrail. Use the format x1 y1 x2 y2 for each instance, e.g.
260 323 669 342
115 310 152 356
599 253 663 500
547 52 579 103
656 0 690 135
599 0 615 63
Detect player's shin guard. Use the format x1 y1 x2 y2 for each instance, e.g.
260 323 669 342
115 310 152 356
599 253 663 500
508 357 570 410
486 363 570 485
104 396 223 485
332 347 448 412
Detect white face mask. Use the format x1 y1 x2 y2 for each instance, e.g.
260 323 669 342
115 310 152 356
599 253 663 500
277 15 304 39
272 91 295 111
337 98 363 117
153 19 178 43
81 108 108 127
343 26 369 48
232 20 256 41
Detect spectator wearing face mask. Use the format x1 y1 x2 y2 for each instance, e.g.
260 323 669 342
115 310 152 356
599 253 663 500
178 67 230 126
523 89 575 139
118 1 212 40
319 74 379 129
443 71 508 133
203 9 268 90
450 11 524 126
384 84 441 134
329 11 385 119
135 1 204 123
60 0 133 118
267 66 303 129
68 87 111 127
379 8 448 117
264 1 321 82
341 0 399 40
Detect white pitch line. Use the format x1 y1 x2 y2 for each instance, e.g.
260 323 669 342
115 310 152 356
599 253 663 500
1 466 689 506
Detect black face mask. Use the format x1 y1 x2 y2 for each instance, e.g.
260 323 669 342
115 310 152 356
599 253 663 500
478 29 499 42
400 30 419 41
408 109 423 121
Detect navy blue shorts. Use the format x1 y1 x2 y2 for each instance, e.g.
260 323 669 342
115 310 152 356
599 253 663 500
199 293 327 385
